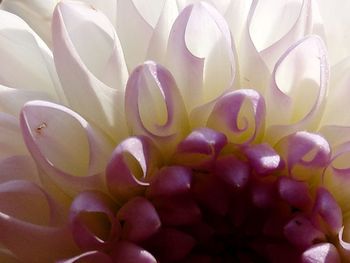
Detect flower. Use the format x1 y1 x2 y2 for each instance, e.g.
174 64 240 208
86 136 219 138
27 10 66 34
0 0 350 262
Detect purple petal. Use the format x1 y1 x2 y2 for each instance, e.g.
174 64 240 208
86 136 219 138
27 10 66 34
172 128 227 169
278 176 312 210
145 228 195 262
146 166 192 198
106 136 160 200
275 131 330 180
244 143 281 175
312 188 342 235
69 191 120 251
117 197 161 242
284 215 326 249
206 89 266 145
215 156 250 190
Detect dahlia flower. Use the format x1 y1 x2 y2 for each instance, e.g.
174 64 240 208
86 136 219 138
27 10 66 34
0 0 350 262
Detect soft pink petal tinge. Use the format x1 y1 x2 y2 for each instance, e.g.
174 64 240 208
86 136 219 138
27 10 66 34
0 0 349 262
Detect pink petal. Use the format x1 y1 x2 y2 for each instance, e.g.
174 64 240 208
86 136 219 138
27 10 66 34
117 196 161 242
69 191 119 251
20 100 112 196
125 61 189 155
52 1 128 140
302 243 341 263
106 136 161 200
206 89 266 145
266 36 329 144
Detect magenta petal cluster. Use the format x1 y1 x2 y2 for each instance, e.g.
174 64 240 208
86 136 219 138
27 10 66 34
0 0 350 262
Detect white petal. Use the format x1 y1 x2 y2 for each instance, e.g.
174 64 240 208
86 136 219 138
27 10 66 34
0 10 65 103
316 0 350 65
0 0 56 47
116 0 155 70
52 1 128 141
20 101 113 196
265 36 329 144
166 2 235 111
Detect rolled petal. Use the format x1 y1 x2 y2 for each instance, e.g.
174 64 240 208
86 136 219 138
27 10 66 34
323 142 350 213
278 177 312 211
146 228 195 262
146 166 200 225
0 10 64 102
146 166 192 198
244 143 282 175
20 100 113 196
171 128 227 169
302 243 341 263
106 136 161 200
206 89 266 145
125 61 189 155
166 2 236 110
284 215 326 249
52 1 128 140
215 156 250 190
69 191 120 251
266 36 329 144
312 188 342 235
274 131 331 181
117 197 161 242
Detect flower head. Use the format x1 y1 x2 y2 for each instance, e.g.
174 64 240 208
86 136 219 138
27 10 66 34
0 0 350 262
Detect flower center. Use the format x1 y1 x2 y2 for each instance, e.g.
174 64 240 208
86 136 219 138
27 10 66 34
69 128 342 262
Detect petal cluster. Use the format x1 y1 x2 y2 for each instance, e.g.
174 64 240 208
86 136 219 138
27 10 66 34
0 0 349 262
